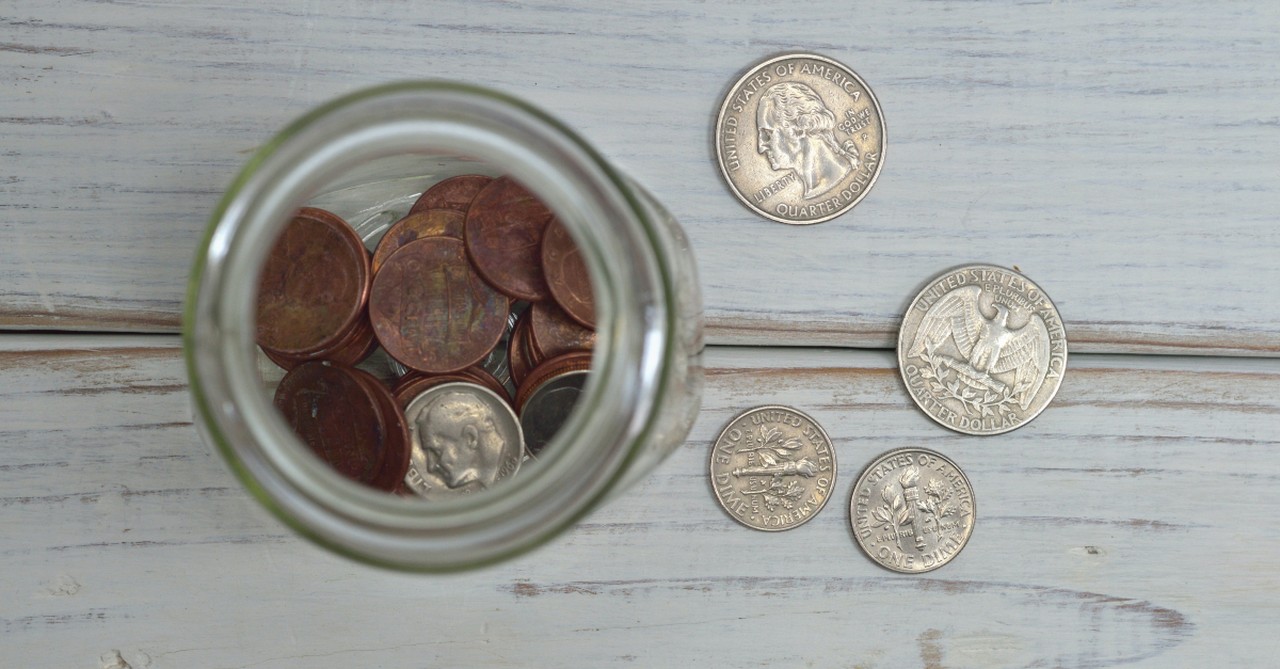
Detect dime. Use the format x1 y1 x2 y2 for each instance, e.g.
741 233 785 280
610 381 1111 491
371 209 466 273
464 176 554 301
709 405 836 531
256 207 370 355
369 237 510 374
409 174 493 215
850 448 974 573
519 368 588 456
897 264 1067 435
401 382 524 500
541 217 595 327
714 53 885 225
273 361 392 489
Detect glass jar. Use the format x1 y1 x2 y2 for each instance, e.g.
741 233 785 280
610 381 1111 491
184 82 703 571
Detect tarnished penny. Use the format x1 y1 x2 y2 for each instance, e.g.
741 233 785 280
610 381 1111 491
256 207 370 354
541 218 595 328
507 309 536 388
262 313 377 371
850 448 975 573
402 382 524 500
897 264 1067 435
464 176 553 301
409 174 493 215
371 209 466 273
395 365 511 407
519 368 589 456
273 361 389 488
514 351 593 414
369 237 510 374
709 405 836 531
349 367 412 492
715 53 885 224
529 301 595 361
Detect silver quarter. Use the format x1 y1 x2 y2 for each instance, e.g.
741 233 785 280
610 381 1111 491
897 264 1067 435
851 448 975 573
402 381 523 500
709 405 836 531
715 53 885 225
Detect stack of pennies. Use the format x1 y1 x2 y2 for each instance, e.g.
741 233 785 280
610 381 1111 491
255 174 598 497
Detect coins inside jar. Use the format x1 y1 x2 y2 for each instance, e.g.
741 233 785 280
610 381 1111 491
255 174 597 500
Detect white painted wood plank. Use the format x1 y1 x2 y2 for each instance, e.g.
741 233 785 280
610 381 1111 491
2 337 1277 667
2 3 1279 353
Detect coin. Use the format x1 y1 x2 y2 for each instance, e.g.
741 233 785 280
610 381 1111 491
256 207 370 355
897 264 1067 435
401 381 524 500
273 361 392 489
507 308 536 388
519 368 588 456
528 300 595 361
515 350 592 415
709 405 836 531
371 209 466 274
464 176 554 301
714 53 885 225
850 448 974 573
348 367 412 492
369 237 510 374
541 217 595 327
409 174 493 215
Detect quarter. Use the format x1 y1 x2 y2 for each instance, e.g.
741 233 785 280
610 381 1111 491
850 448 974 573
714 53 885 225
709 405 836 531
897 264 1068 435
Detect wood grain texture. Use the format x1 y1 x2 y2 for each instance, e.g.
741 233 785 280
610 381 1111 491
2 337 1277 667
2 2 1279 352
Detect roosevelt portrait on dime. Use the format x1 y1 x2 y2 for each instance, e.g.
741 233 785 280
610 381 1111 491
415 390 508 490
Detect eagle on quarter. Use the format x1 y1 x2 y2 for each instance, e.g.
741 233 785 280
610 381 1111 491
907 285 1051 411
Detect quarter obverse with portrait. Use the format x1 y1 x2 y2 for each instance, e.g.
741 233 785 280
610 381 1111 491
715 53 886 225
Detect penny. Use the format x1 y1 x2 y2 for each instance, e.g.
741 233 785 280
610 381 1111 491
369 237 510 374
273 361 390 489
850 448 975 573
409 174 493 215
395 364 512 407
541 218 595 327
897 264 1067 435
507 308 536 388
514 350 593 414
519 368 588 456
709 405 836 531
401 382 524 500
261 313 377 370
256 207 370 355
348 367 412 492
464 176 554 301
714 53 885 225
371 209 466 273
529 300 595 361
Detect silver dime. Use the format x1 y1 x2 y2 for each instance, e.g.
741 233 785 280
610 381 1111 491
519 369 587 457
897 264 1067 435
402 381 523 501
715 53 885 225
850 448 974 573
709 405 836 531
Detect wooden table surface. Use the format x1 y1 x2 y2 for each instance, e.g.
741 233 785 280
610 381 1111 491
4 3 1279 667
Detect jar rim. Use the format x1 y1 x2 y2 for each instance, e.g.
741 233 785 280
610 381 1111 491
184 81 677 571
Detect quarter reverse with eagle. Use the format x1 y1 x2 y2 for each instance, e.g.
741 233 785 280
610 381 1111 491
897 265 1067 435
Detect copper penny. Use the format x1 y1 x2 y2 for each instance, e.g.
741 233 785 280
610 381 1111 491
515 351 593 414
508 309 537 388
464 176 554 301
349 367 412 492
541 217 595 328
262 313 377 370
369 237 510 374
393 372 478 410
394 365 511 407
371 209 466 274
257 207 370 356
409 174 493 215
529 300 596 361
272 361 389 488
